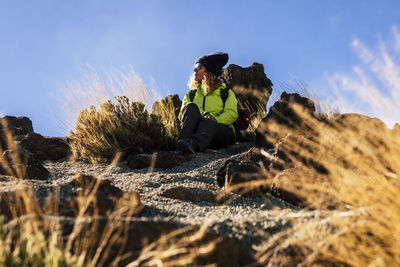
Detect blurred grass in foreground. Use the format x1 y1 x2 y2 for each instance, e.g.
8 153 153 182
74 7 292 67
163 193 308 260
247 105 400 266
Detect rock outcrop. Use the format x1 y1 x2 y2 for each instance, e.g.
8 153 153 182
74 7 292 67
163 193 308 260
216 147 308 206
19 133 70 161
59 173 144 217
222 63 273 112
0 116 34 137
0 148 50 180
42 216 255 267
0 116 71 180
255 91 316 149
223 63 273 140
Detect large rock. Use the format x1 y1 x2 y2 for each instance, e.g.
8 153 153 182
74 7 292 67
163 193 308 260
19 133 70 161
216 158 263 188
0 116 34 150
216 147 273 188
0 148 50 180
58 173 144 217
216 147 310 207
4 215 255 266
254 109 400 210
256 92 316 149
0 116 34 136
0 173 144 220
48 217 256 266
223 63 273 111
223 63 273 140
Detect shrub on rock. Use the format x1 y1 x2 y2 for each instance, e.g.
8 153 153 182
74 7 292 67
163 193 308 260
69 96 174 163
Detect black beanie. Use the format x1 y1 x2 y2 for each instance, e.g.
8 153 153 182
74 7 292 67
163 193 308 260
195 52 229 76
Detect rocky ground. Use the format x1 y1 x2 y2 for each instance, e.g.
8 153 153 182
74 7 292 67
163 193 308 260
0 141 343 252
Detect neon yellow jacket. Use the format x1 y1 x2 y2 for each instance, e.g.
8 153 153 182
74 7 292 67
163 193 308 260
178 83 239 133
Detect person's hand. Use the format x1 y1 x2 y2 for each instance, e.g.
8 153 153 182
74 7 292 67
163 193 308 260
204 114 216 121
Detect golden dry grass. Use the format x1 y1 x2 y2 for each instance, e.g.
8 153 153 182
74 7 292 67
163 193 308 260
245 104 400 266
56 66 160 130
127 224 220 267
0 119 146 267
68 96 172 163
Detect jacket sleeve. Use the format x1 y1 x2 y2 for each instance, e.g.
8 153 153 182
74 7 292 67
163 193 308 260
215 89 238 126
178 91 191 121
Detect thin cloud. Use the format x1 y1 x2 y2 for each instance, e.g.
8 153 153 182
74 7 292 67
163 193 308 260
393 25 400 54
326 25 400 127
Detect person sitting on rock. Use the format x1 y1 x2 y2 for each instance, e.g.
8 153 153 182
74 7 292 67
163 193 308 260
177 52 238 154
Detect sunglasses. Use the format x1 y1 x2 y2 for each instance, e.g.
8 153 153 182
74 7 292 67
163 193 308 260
194 63 202 71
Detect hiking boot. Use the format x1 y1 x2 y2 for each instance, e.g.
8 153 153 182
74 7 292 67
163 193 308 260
177 138 199 154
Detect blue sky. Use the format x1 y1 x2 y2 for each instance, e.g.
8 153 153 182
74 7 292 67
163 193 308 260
1 1 400 136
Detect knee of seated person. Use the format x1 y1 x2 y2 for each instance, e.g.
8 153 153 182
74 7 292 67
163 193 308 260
183 102 199 112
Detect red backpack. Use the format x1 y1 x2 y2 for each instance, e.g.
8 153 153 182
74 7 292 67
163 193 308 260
188 88 250 131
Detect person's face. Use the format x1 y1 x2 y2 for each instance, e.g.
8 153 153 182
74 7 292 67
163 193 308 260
194 64 206 82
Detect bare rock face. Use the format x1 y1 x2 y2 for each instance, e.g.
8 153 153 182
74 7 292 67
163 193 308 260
256 92 316 149
58 173 144 217
216 147 271 188
216 158 263 188
0 173 144 220
127 151 192 169
0 116 34 150
19 133 70 161
0 116 34 136
223 63 273 140
216 147 309 207
0 148 50 180
223 63 273 110
0 116 69 181
53 217 256 266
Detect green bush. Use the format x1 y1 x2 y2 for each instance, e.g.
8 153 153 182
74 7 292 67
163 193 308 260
69 96 174 163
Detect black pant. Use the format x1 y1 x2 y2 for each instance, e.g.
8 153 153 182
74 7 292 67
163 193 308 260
179 103 236 151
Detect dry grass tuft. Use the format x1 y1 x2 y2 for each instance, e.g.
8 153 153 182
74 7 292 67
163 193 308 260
59 67 179 163
69 96 174 163
127 224 220 267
